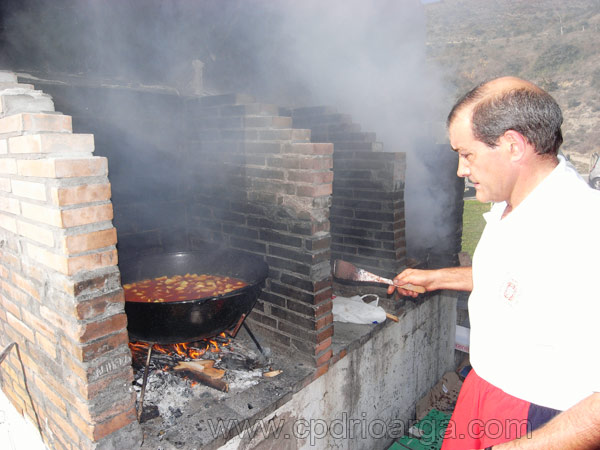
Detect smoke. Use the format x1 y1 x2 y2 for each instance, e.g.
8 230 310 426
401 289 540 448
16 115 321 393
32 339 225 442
0 0 460 264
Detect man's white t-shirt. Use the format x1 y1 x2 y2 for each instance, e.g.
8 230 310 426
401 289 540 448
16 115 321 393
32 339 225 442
469 156 600 411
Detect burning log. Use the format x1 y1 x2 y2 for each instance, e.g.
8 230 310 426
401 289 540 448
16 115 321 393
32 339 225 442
174 360 229 392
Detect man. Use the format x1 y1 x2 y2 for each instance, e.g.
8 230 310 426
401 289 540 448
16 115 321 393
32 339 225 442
388 77 600 449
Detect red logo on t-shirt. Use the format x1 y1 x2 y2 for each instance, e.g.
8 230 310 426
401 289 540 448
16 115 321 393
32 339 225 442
503 280 518 301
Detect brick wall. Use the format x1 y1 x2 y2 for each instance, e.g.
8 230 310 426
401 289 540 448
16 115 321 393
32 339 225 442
183 95 335 372
291 107 407 279
0 71 140 449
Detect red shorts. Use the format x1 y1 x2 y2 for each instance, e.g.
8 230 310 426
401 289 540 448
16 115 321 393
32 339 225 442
441 370 561 450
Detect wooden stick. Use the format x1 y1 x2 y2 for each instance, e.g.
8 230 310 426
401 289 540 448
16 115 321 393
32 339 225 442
386 313 399 322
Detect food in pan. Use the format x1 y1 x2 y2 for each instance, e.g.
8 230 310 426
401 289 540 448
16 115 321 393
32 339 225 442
123 274 248 303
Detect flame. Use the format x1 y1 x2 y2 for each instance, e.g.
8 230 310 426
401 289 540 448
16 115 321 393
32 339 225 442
128 333 231 365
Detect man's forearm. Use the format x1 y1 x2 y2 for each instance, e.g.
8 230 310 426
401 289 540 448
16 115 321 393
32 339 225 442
429 266 473 292
493 392 600 450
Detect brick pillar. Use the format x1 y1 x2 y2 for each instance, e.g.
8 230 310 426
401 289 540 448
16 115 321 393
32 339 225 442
0 71 141 449
183 95 334 370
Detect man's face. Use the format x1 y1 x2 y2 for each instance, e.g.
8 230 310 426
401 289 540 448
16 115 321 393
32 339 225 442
449 110 514 204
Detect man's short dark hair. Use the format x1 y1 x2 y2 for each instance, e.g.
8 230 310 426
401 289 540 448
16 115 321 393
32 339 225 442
447 82 563 156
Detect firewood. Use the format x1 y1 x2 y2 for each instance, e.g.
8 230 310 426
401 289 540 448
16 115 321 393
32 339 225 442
174 360 225 379
178 369 229 392
263 369 282 378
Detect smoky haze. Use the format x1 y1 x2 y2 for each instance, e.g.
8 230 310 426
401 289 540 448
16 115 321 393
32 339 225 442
0 0 461 264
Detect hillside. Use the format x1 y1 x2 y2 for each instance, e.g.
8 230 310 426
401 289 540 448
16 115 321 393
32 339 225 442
424 0 600 172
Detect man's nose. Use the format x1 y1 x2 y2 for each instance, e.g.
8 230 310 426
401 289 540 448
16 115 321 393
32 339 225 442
457 158 470 178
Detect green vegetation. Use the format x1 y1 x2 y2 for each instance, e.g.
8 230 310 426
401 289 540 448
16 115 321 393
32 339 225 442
461 200 491 258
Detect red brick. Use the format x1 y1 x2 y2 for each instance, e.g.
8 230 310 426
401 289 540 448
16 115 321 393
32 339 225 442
21 308 56 338
296 183 333 198
316 348 332 367
17 220 55 246
314 287 333 304
93 406 138 441
77 313 128 343
68 362 133 401
1 358 20 384
63 228 117 254
34 374 67 415
46 406 81 445
69 411 94 441
46 417 76 450
27 243 69 274
285 143 333 155
0 280 29 305
317 324 334 342
0 157 17 174
0 213 17 233
50 183 111 206
11 271 41 301
311 221 330 234
36 332 58 359
21 261 46 283
2 385 25 414
0 176 10 192
0 248 21 269
288 170 333 184
20 202 62 226
291 129 312 141
8 133 94 154
315 299 333 317
0 195 20 214
6 311 35 342
17 157 107 178
80 331 129 362
267 155 300 169
315 336 332 355
10 179 47 201
39 304 72 331
75 290 124 320
28 244 117 275
299 156 333 170
312 362 330 381
0 113 72 136
60 329 129 364
60 271 119 297
315 313 333 330
67 248 118 275
1 288 23 316
61 203 113 227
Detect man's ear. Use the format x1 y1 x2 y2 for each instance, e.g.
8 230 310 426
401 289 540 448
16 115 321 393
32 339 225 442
501 130 528 162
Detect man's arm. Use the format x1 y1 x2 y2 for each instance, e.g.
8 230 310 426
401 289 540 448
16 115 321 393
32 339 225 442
488 392 600 450
387 266 473 297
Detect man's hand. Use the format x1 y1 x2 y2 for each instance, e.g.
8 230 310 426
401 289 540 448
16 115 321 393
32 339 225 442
387 268 436 297
387 266 474 297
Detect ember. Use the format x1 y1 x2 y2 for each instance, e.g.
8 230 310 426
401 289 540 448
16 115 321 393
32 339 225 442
129 333 231 367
